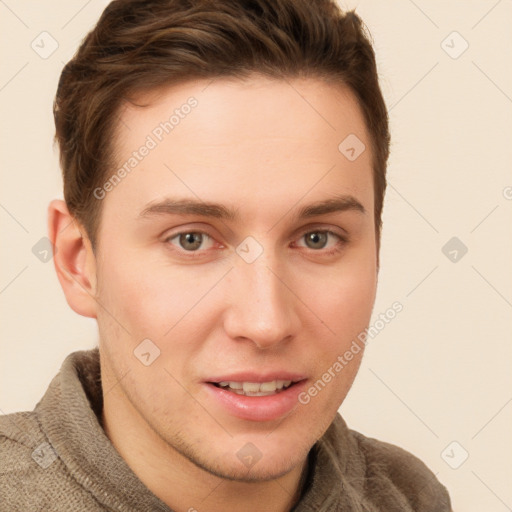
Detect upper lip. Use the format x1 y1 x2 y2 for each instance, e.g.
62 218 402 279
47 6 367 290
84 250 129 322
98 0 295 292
206 371 307 383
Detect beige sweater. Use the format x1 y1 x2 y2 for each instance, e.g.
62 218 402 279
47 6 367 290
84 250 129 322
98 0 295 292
0 348 451 511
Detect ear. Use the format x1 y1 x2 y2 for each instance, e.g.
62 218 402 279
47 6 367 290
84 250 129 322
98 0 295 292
48 199 98 318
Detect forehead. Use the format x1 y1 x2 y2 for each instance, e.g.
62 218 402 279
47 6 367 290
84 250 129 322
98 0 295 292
104 75 373 226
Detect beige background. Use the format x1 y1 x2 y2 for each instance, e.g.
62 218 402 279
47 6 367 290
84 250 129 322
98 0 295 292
1 1 511 510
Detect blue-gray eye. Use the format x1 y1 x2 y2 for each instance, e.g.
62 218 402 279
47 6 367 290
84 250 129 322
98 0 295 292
168 232 214 251
304 231 329 250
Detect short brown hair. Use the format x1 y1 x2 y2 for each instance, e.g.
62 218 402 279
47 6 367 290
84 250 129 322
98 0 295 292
54 0 390 250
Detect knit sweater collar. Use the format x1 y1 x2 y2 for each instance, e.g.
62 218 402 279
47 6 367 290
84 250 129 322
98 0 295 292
35 347 362 512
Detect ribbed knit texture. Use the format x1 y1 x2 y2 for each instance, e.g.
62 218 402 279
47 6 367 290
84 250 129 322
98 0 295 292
0 348 452 511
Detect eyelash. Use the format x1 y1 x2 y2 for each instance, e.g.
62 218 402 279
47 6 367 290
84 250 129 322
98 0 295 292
164 228 348 258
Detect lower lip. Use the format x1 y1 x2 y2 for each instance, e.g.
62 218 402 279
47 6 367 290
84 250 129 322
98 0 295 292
204 381 307 422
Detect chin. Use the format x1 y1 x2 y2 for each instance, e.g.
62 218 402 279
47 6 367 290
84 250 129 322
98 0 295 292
171 429 311 483
200 451 305 483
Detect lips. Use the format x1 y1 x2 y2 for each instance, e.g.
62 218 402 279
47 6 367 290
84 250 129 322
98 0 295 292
204 372 308 421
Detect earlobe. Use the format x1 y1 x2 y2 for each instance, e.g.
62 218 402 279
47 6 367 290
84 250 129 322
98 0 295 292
48 199 98 319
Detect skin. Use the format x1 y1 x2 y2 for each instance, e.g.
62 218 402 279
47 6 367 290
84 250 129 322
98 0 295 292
49 75 378 512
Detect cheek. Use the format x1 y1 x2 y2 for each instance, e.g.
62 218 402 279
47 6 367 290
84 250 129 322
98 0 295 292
305 257 377 345
296 264 375 418
335 269 376 326
95 247 230 344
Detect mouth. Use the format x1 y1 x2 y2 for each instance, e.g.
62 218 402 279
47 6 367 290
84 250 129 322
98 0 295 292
210 379 297 396
204 376 307 422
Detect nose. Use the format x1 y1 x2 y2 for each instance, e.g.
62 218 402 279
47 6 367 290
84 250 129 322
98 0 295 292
222 254 300 350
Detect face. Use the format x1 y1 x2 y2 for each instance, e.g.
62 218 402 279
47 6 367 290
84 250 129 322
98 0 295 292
93 75 377 482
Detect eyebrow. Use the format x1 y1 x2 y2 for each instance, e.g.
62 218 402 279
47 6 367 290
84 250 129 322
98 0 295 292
138 194 366 221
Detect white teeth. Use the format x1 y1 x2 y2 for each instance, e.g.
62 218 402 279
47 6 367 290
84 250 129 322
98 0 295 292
260 381 277 392
219 381 242 389
217 380 294 395
243 382 261 393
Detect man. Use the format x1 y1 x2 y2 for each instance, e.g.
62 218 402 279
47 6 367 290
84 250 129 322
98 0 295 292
0 0 451 510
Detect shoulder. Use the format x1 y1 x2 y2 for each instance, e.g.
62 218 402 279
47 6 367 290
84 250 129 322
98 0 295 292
0 410 102 511
1 410 55 508
0 409 47 472
350 428 452 511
